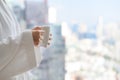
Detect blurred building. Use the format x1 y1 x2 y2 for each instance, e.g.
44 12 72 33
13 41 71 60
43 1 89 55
7 0 48 29
69 23 96 40
7 0 26 30
96 16 104 40
25 0 48 29
32 24 66 80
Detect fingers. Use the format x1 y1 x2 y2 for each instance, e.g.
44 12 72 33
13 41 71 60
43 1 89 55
49 38 51 40
49 34 52 40
48 43 50 45
50 34 52 36
32 28 52 47
44 43 50 48
40 33 52 41
46 35 52 47
39 31 44 36
48 34 52 44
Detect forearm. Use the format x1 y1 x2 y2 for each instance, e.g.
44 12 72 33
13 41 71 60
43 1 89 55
0 30 41 79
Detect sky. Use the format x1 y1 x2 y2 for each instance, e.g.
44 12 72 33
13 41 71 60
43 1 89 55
7 0 120 26
48 0 120 25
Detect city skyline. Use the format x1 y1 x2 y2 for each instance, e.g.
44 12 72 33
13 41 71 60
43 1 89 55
7 0 120 26
48 0 120 26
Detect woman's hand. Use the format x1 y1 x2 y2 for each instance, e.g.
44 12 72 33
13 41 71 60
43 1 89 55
32 26 52 46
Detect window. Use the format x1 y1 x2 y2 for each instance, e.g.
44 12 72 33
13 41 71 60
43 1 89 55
7 0 120 80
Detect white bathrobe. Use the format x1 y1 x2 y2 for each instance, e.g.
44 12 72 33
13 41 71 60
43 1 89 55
0 0 41 80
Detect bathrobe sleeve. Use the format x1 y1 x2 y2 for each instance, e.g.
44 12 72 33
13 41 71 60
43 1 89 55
0 30 42 79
